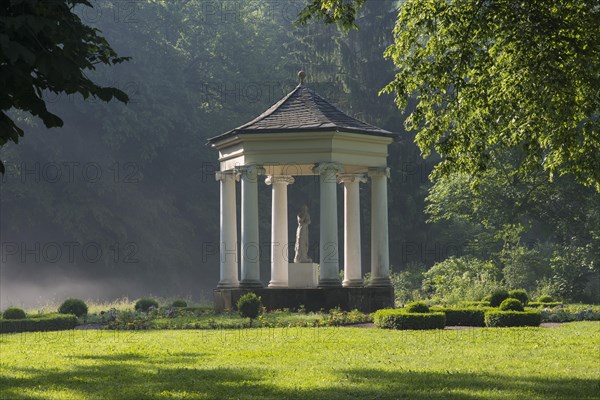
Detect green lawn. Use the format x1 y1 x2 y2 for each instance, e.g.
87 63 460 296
1 322 599 400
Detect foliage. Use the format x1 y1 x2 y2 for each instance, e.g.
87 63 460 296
405 302 430 313
381 0 600 190
499 298 524 312
489 289 510 308
297 0 366 31
430 307 489 327
0 0 129 172
374 309 445 330
539 304 600 323
236 293 262 320
1 307 26 320
538 295 554 303
58 298 88 317
422 257 501 303
527 302 563 308
134 298 159 312
171 300 188 308
390 264 427 305
0 313 77 333
507 290 529 306
458 301 490 308
484 310 542 327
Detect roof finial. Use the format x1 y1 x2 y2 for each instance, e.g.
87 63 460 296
298 70 306 85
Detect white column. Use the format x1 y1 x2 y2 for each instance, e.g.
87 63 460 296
338 174 367 287
236 165 264 288
369 167 391 287
265 175 295 287
216 171 239 288
313 162 343 287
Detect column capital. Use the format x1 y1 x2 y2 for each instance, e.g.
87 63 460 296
235 164 265 180
368 167 391 179
215 170 240 182
265 175 295 186
337 173 367 184
312 162 344 175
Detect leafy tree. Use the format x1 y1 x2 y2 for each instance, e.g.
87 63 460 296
301 0 600 191
0 0 129 173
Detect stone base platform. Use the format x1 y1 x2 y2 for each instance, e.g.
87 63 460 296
213 287 394 313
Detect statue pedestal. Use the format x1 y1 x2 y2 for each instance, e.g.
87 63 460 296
288 263 318 288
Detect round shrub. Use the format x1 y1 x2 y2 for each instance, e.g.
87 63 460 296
499 298 524 312
171 300 188 308
484 310 542 327
406 302 430 313
538 295 554 303
374 309 445 330
58 298 88 317
489 289 510 307
135 298 159 312
236 293 262 319
508 289 529 305
2 307 26 320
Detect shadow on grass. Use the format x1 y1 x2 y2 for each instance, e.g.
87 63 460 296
1 355 598 400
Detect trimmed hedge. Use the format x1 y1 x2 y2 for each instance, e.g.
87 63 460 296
58 298 88 317
431 307 490 327
537 295 554 303
406 302 430 313
484 310 542 327
508 289 529 305
458 301 491 308
374 309 445 330
499 298 524 311
489 289 510 307
0 314 78 333
171 300 188 308
527 302 563 308
2 307 26 320
135 298 159 312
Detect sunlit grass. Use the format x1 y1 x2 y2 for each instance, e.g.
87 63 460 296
1 322 598 399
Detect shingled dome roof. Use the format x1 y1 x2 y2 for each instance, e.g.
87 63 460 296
208 83 395 145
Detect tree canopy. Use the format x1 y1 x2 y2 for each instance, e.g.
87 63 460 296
0 0 129 173
300 0 600 191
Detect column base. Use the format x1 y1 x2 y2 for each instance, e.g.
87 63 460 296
318 278 342 288
268 281 288 288
342 279 363 288
239 280 263 288
217 280 239 289
368 277 391 287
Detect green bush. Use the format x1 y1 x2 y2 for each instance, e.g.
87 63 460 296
405 302 430 313
508 289 529 305
171 300 188 308
374 309 445 330
2 307 26 320
482 294 492 302
484 310 542 327
236 293 262 319
489 289 510 307
430 307 489 327
0 314 78 333
499 298 524 311
58 298 88 317
537 295 554 303
527 301 563 308
421 257 502 303
135 298 159 312
458 301 491 307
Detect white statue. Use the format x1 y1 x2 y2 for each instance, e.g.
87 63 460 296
294 205 312 263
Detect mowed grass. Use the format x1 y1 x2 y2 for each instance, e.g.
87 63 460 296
1 322 599 400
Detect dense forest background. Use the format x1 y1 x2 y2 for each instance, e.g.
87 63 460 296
1 0 598 307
